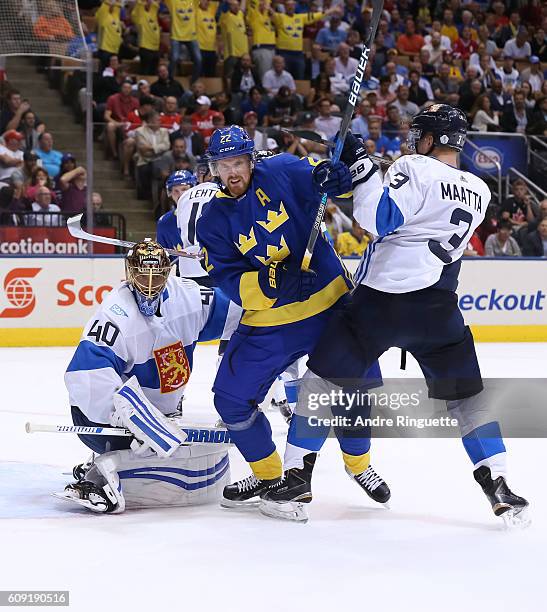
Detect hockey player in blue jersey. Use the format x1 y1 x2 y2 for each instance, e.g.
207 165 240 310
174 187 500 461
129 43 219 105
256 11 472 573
196 126 387 521
59 240 238 513
297 105 529 526
157 170 198 258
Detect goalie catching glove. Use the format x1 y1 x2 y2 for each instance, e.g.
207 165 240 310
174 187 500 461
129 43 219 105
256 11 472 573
337 132 379 188
258 260 317 303
111 376 187 457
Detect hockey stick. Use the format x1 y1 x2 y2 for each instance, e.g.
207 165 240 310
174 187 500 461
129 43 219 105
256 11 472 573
300 0 384 271
25 422 233 445
281 129 393 167
67 214 201 259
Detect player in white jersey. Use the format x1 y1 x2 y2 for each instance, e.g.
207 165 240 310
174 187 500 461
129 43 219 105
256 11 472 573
277 105 529 526
59 240 238 513
175 168 220 286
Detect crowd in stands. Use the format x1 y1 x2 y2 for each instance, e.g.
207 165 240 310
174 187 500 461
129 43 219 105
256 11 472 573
1 0 547 256
0 104 107 227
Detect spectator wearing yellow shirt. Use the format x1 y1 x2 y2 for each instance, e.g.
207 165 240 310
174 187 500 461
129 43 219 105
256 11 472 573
196 0 219 77
441 9 459 45
273 0 335 80
165 0 202 82
247 0 276 80
335 220 371 257
96 0 123 71
131 0 161 75
219 0 249 84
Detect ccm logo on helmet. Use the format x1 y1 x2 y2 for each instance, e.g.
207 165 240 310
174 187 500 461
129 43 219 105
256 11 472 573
57 279 113 307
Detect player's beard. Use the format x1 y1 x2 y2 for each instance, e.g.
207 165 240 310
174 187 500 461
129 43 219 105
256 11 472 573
225 174 249 197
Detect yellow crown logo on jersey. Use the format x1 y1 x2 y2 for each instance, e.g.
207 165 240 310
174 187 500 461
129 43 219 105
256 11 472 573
235 227 258 255
257 202 289 233
255 235 290 266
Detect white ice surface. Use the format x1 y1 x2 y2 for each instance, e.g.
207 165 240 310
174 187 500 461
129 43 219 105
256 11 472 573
1 344 546 612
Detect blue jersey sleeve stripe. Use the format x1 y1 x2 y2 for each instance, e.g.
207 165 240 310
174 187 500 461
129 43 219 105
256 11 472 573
375 187 404 236
66 340 127 375
198 288 230 342
126 357 161 390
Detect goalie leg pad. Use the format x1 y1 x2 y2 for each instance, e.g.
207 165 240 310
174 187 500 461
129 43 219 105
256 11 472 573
113 376 187 457
98 446 231 510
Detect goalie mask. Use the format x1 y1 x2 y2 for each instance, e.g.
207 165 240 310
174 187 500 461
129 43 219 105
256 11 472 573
126 240 171 316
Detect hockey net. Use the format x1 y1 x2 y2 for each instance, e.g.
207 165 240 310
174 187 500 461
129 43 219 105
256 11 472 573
0 0 87 60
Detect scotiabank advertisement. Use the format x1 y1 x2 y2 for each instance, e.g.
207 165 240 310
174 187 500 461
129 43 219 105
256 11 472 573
0 257 125 345
0 227 117 255
0 257 546 345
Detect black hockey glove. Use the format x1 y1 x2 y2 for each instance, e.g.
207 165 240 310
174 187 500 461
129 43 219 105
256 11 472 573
312 159 353 197
337 132 379 188
258 260 317 303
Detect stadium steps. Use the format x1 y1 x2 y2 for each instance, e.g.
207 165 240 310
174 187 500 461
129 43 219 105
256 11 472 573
5 57 157 242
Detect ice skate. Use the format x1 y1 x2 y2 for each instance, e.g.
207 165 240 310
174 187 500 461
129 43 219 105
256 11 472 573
53 480 118 513
221 474 281 508
259 453 316 523
345 465 391 507
474 466 530 529
271 398 293 424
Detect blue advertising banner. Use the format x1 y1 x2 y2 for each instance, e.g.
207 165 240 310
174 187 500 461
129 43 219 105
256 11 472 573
461 133 528 177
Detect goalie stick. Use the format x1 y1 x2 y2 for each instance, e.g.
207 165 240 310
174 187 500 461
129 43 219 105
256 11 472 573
67 214 201 259
25 422 233 445
300 0 385 271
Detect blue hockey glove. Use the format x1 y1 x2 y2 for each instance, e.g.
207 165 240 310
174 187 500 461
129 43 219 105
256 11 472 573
258 260 317 303
336 132 378 188
312 160 352 197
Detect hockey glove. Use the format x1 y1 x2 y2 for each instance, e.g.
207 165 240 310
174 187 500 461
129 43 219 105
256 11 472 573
336 132 379 188
312 160 352 197
111 376 186 457
258 260 317 303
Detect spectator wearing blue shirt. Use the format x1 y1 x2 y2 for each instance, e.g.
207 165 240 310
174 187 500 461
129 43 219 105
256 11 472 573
34 132 63 178
315 14 347 53
379 19 395 49
367 119 392 156
351 99 372 139
343 0 363 31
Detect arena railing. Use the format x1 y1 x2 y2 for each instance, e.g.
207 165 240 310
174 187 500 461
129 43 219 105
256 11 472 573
0 211 126 240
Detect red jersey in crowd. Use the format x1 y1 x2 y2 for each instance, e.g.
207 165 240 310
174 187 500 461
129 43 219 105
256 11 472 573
160 112 182 132
191 110 223 142
106 93 140 122
125 108 146 134
453 37 478 60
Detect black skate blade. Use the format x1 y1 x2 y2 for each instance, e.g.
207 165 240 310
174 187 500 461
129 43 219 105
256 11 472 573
258 500 309 523
51 492 108 513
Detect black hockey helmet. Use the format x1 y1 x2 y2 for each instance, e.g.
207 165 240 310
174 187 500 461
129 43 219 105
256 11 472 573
408 104 467 153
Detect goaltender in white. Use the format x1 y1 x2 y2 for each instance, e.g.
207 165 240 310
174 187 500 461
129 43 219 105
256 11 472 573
58 240 239 513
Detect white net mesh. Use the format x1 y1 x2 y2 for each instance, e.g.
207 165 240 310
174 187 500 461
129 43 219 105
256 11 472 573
0 0 87 60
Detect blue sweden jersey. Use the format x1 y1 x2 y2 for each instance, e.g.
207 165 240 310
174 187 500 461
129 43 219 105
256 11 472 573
157 209 183 256
196 154 352 327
